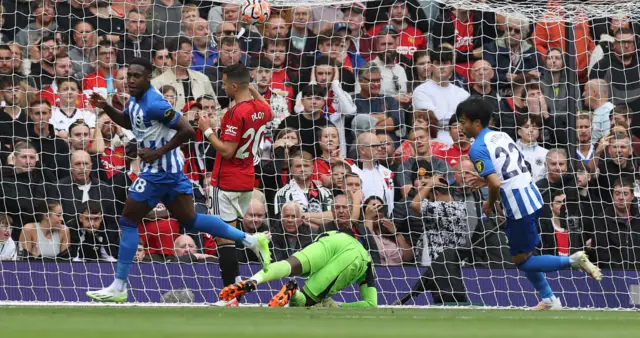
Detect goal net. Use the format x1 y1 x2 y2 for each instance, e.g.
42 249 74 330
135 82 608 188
1 0 639 309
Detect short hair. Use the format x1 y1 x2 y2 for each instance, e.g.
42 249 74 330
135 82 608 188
613 175 635 190
40 34 55 48
220 36 240 49
159 85 177 95
152 41 169 58
68 120 90 134
54 52 70 62
522 82 543 99
516 113 543 128
281 201 303 216
250 56 273 70
127 8 142 18
547 148 568 160
610 130 631 142
13 140 37 154
80 200 103 215
429 48 454 64
129 57 154 72
197 94 217 102
576 111 592 122
613 105 631 118
301 84 326 98
222 63 251 84
29 98 52 110
97 40 116 53
0 212 13 226
0 74 26 89
455 97 494 128
315 55 334 68
615 27 635 37
331 161 352 173
289 149 313 162
413 50 428 61
56 76 81 89
263 38 287 50
275 127 300 141
358 62 381 82
168 36 193 53
0 44 11 53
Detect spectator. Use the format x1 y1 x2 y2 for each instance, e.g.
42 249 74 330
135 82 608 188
0 45 15 76
15 1 58 57
331 193 363 236
149 0 183 39
351 132 395 216
271 201 314 259
68 201 117 262
396 110 442 163
312 124 351 187
595 131 639 205
46 150 120 235
107 66 129 111
369 31 410 103
89 0 126 43
204 37 248 108
432 115 471 167
235 199 273 263
516 114 548 182
536 148 585 221
151 44 172 78
279 84 331 153
377 132 402 175
287 6 313 53
523 82 563 147
19 200 70 259
533 1 594 83
368 0 426 60
468 59 506 115
28 35 56 89
138 201 180 261
407 50 430 93
152 36 217 112
37 53 77 108
308 25 359 95
116 9 153 65
538 191 586 257
396 128 452 199
413 49 470 144
83 41 119 98
169 235 215 263
51 78 95 138
363 195 413 265
587 176 640 269
23 99 71 180
354 62 402 144
92 112 130 182
263 38 299 93
0 74 31 142
249 57 292 124
540 48 569 116
294 57 356 155
0 213 16 260
583 79 614 144
329 162 352 196
273 150 334 231
257 127 301 206
189 17 217 74
482 17 541 91
610 106 640 156
263 16 289 40
588 15 631 77
575 112 596 166
341 3 373 62
181 4 200 36
68 21 98 78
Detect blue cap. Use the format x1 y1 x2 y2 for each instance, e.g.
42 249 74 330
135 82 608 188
333 22 352 34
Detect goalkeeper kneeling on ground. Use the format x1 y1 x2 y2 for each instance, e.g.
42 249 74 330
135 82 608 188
219 230 378 307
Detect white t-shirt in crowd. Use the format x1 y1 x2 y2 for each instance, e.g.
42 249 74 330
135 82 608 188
51 107 97 132
412 80 470 144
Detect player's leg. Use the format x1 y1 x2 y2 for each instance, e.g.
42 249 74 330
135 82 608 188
86 195 155 302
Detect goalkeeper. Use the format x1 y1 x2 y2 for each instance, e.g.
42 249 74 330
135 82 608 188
219 230 378 307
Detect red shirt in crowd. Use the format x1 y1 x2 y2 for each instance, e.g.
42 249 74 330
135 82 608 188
368 24 426 59
555 228 569 256
452 12 475 79
311 158 354 182
99 145 126 180
432 144 471 167
37 84 89 108
211 100 273 191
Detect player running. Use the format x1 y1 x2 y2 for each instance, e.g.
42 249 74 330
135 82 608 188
85 58 271 303
457 97 602 310
219 230 378 308
196 63 273 306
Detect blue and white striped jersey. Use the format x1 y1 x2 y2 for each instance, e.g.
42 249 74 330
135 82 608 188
124 86 184 174
470 127 543 220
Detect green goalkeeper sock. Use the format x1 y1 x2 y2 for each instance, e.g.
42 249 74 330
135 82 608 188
290 290 306 307
251 261 291 284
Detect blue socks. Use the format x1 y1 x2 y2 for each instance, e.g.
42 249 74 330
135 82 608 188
115 218 139 282
517 255 571 272
184 213 246 243
525 271 554 299
518 255 572 300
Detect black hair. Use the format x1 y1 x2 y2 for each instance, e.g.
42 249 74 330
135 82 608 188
301 84 326 98
152 40 169 58
129 57 154 73
455 97 494 128
250 56 273 70
612 175 635 190
40 34 56 49
222 63 251 84
56 76 81 89
81 200 103 215
429 48 454 64
34 199 61 222
315 55 334 67
97 40 116 53
168 36 192 54
0 74 25 89
0 44 11 53
516 113 543 128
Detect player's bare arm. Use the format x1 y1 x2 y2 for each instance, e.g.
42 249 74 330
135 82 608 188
198 114 239 159
90 92 133 130
482 173 502 216
138 116 196 163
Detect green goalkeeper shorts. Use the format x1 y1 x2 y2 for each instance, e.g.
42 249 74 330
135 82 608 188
293 232 371 303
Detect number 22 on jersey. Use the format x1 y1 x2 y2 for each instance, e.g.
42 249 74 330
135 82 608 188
495 143 528 180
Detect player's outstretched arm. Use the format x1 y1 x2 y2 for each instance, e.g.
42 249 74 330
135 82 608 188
89 92 132 130
156 116 196 156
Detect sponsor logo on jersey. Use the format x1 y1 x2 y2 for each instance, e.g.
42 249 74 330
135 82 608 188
224 125 238 137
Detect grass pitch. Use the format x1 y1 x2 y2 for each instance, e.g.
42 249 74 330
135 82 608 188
2 306 638 338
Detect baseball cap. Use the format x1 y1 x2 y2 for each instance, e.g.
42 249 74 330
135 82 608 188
341 2 366 14
333 22 352 35
379 24 399 35
182 100 202 113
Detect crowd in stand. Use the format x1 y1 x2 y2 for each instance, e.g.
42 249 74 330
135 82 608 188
0 0 639 271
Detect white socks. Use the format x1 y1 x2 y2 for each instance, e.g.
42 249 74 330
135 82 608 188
242 234 258 249
110 278 127 292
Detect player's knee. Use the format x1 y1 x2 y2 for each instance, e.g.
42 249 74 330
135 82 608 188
512 252 533 266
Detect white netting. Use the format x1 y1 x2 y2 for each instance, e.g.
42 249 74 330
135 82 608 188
0 0 639 309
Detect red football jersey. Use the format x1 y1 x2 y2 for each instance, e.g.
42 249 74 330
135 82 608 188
368 24 426 59
211 100 273 191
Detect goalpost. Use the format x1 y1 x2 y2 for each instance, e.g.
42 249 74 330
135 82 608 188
1 0 639 309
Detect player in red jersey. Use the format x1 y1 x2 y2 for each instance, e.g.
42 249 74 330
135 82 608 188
198 63 273 306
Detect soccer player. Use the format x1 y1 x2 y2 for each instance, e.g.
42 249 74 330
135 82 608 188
85 58 271 303
196 63 273 306
218 229 377 308
457 97 602 310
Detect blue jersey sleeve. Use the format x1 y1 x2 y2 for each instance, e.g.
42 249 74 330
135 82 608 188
145 96 182 129
469 144 496 177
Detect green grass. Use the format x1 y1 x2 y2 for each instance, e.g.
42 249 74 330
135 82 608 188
2 306 639 338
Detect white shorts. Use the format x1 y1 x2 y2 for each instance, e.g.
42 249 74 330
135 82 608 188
208 186 252 223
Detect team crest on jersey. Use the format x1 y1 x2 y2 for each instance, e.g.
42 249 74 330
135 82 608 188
536 158 543 166
224 125 238 136
474 160 485 173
